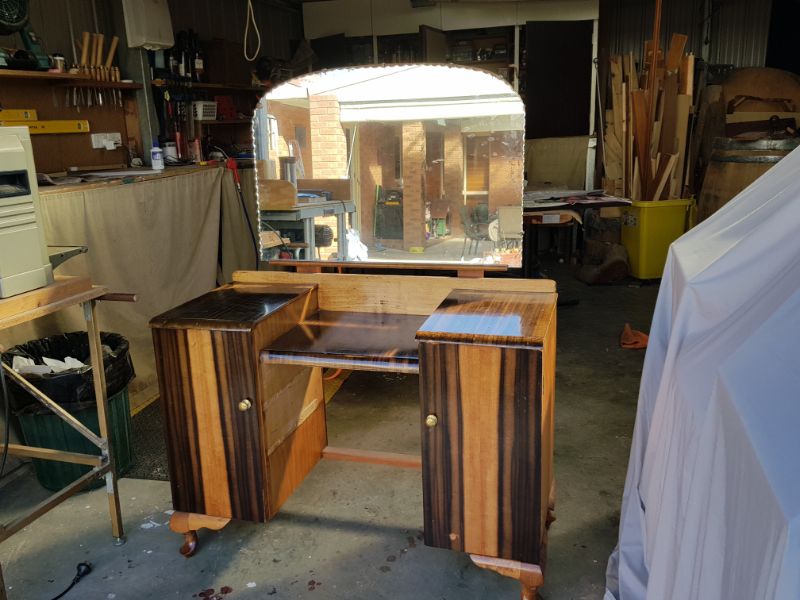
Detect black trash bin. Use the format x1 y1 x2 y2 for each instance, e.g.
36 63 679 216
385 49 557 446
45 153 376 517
2 332 135 491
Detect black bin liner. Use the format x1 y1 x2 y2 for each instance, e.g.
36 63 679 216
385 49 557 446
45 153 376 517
1 332 135 414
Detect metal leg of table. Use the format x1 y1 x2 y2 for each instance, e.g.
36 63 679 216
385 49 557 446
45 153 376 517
0 562 7 600
337 212 348 259
303 218 316 260
83 300 125 545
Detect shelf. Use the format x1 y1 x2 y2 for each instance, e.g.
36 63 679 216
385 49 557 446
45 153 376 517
151 79 265 92
0 69 89 81
57 80 143 90
452 59 512 67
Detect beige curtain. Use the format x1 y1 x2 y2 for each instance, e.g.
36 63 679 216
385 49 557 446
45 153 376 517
0 168 225 412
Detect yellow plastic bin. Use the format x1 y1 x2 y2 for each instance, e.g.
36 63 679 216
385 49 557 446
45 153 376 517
621 199 694 279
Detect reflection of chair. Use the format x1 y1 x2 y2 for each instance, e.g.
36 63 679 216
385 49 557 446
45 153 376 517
498 205 523 249
428 199 450 238
460 205 492 258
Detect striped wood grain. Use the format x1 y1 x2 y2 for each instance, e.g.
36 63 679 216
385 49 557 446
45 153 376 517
419 342 545 564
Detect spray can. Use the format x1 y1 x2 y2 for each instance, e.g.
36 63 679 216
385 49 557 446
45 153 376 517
151 139 164 170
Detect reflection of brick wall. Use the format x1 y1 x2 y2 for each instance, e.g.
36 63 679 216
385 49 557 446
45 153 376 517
489 158 524 210
267 101 312 178
402 121 426 249
358 123 382 244
444 126 464 235
309 95 348 179
489 132 524 212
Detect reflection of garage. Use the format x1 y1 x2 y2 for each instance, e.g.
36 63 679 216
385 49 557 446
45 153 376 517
261 66 525 256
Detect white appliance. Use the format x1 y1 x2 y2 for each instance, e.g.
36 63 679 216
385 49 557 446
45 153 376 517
0 126 53 298
122 0 174 50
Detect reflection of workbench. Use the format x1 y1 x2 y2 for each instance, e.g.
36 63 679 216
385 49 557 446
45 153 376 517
150 271 557 599
260 200 356 260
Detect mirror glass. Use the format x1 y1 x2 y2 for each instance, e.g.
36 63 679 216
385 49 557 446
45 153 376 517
253 64 524 267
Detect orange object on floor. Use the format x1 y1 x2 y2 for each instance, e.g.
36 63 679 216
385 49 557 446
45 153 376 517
620 323 649 349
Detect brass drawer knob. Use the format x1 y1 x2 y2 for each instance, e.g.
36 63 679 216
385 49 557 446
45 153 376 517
238 398 253 412
425 414 438 428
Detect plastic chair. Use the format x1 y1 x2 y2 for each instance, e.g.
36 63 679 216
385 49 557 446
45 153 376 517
498 205 523 249
460 205 491 258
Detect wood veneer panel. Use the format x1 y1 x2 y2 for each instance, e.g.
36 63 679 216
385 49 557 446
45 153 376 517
419 341 544 564
153 328 205 516
154 327 267 522
417 290 556 347
232 271 556 315
262 311 426 373
267 403 327 517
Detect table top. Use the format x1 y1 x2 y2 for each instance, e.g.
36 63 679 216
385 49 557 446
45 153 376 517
262 310 427 372
416 289 556 347
0 277 107 331
149 285 314 331
261 200 356 219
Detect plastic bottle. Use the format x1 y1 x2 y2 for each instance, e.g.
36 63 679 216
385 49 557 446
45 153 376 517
151 139 165 170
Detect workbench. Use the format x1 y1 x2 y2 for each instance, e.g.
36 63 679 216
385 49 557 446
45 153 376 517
260 200 356 260
0 277 127 600
150 271 557 599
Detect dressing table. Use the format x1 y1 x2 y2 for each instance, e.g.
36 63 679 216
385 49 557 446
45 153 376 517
150 270 556 599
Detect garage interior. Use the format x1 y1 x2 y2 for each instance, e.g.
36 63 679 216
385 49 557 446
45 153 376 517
0 1 798 599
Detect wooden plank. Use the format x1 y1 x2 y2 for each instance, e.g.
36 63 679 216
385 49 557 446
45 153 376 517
258 179 298 210
630 90 652 200
680 53 695 97
5 443 103 467
232 271 556 315
0 276 90 323
0 279 107 331
666 34 688 73
658 74 680 158
322 447 422 470
652 154 678 200
268 259 507 274
671 94 692 198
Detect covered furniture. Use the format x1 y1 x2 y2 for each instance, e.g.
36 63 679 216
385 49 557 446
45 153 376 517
606 141 800 599
150 271 557 599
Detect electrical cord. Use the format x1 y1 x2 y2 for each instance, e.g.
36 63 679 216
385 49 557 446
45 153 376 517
50 563 92 600
0 354 10 479
243 0 262 62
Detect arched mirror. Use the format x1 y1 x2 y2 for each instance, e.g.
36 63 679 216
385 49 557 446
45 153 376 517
253 64 524 268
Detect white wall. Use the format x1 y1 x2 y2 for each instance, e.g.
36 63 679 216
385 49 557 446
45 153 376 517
303 0 599 39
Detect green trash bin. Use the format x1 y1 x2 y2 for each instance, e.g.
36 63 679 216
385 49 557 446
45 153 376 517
16 388 133 490
2 332 135 491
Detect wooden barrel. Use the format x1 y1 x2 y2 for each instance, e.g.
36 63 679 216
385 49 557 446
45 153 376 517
698 138 800 221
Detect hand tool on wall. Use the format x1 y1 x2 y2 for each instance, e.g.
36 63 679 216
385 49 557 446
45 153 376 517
105 36 121 107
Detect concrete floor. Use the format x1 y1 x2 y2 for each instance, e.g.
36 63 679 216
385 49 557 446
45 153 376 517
0 265 659 600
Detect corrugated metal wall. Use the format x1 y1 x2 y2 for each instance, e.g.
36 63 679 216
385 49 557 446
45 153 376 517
0 0 114 64
707 0 772 67
600 0 772 68
0 0 301 62
168 0 302 60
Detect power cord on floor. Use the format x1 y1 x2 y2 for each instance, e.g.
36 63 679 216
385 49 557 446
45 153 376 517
50 563 92 600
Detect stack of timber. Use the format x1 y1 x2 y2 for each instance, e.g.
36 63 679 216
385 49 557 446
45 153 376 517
602 34 694 202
